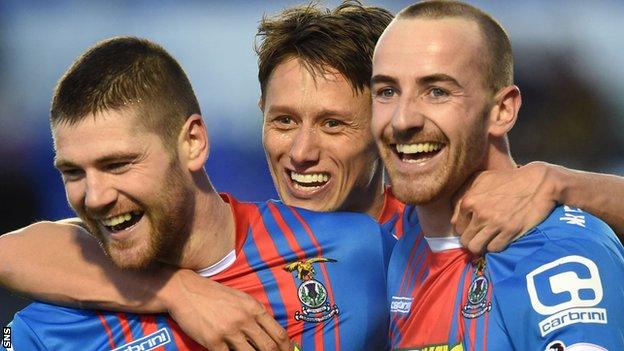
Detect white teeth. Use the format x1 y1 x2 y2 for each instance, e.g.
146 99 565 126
293 183 322 191
291 172 329 184
396 142 442 154
101 212 134 227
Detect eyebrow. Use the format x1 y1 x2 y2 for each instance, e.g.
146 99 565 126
370 74 398 87
54 152 140 170
266 105 352 120
371 73 462 89
418 73 462 88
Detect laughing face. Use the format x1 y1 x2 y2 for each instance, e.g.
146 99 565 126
262 57 383 214
53 108 194 269
371 17 494 205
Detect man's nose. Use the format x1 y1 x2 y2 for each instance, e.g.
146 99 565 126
289 127 320 167
84 173 117 213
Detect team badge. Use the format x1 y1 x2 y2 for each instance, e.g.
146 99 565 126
461 257 492 319
284 257 340 323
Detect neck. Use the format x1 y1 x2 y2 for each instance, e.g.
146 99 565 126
166 172 235 271
344 159 386 218
418 141 516 238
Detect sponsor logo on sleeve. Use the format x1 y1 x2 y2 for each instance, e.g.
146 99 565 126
112 328 171 351
526 256 607 336
390 296 413 314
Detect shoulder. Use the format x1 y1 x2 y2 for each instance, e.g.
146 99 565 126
484 207 624 347
11 302 99 331
490 205 621 266
8 302 99 350
534 205 618 245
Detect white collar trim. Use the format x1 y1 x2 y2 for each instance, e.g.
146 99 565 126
196 250 236 277
424 236 463 252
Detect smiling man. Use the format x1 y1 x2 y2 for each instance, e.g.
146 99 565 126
2 1 624 350
373 2 624 349
1 36 394 351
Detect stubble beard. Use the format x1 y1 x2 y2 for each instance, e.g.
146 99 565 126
383 112 489 206
75 159 195 270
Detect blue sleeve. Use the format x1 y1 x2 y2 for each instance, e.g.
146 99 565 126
490 206 624 350
2 316 48 351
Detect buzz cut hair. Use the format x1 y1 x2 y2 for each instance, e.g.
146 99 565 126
50 36 201 149
397 0 514 93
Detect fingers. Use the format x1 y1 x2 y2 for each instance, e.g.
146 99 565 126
225 334 259 351
256 313 291 351
240 322 279 351
459 218 488 255
453 196 476 240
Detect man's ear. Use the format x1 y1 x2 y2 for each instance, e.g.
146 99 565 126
257 98 264 113
488 85 522 137
178 114 209 172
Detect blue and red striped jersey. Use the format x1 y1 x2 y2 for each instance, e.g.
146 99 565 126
378 188 416 240
388 205 624 350
4 195 394 351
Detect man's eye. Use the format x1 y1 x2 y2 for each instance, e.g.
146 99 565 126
60 169 84 181
378 87 396 98
324 119 342 128
276 116 292 124
429 87 449 98
106 162 130 172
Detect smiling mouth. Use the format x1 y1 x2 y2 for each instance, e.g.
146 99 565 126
289 170 330 192
100 211 143 232
394 142 444 163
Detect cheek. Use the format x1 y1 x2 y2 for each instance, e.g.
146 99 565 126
371 108 389 137
263 131 291 159
64 183 84 209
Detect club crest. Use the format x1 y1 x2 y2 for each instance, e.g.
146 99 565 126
284 257 340 323
461 257 492 319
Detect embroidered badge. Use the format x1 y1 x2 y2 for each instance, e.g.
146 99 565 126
461 257 492 319
284 257 340 323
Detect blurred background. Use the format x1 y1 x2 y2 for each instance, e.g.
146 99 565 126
1 0 623 326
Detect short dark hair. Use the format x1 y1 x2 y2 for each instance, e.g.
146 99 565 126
50 36 201 148
397 0 513 93
255 0 393 105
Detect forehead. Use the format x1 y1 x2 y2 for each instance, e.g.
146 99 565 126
373 17 485 81
264 58 370 117
53 109 160 163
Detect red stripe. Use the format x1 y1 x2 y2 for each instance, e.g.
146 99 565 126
248 205 302 340
214 198 304 344
116 312 133 343
378 188 406 238
138 314 157 336
166 317 203 350
289 207 340 351
399 233 425 297
96 312 116 349
267 203 307 261
137 315 166 350
458 265 474 346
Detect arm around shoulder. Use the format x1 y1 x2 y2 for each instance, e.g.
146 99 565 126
546 162 624 240
0 221 170 311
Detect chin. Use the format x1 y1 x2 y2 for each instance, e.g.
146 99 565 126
390 176 447 205
107 246 155 270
